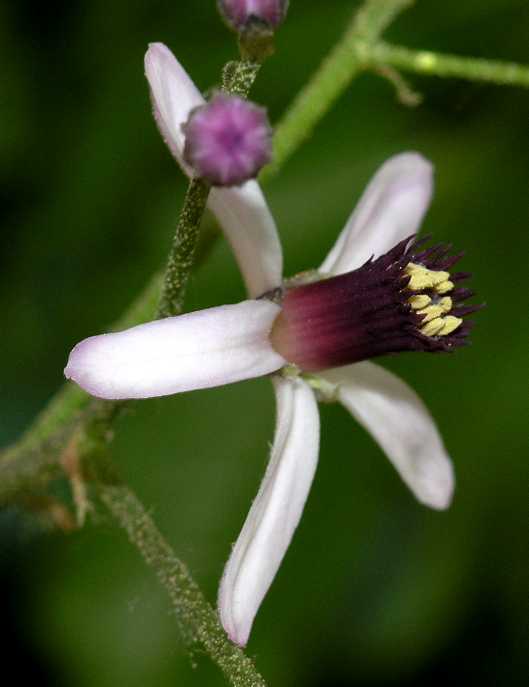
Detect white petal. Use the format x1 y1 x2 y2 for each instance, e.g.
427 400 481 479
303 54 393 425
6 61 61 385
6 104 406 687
209 185 283 297
218 376 320 646
144 42 204 172
64 300 285 400
145 43 283 296
319 362 454 510
320 153 433 276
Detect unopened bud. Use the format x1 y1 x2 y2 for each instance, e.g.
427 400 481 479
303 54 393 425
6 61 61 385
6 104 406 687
183 93 272 187
217 0 289 32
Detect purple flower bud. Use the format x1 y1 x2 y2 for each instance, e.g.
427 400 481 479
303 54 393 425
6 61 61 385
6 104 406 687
183 93 272 187
218 0 289 32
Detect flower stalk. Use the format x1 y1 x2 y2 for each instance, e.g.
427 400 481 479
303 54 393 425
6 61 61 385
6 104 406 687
98 482 267 687
261 0 416 181
63 396 268 686
264 0 529 181
369 42 529 88
157 177 211 318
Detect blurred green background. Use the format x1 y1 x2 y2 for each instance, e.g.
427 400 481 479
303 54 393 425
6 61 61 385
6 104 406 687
1 1 528 685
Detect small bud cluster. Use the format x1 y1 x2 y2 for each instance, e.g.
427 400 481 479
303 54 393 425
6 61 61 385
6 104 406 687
183 93 272 187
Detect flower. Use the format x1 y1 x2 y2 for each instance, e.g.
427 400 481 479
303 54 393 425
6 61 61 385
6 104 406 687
65 43 480 648
183 93 272 186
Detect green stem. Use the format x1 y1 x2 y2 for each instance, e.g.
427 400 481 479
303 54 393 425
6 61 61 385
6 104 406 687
369 42 529 88
157 56 263 320
75 406 267 686
352 0 415 42
0 273 163 505
98 482 267 687
157 178 211 318
262 0 414 180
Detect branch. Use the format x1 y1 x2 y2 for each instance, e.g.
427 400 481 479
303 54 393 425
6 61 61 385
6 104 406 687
369 42 529 88
98 482 267 687
157 178 211 318
262 0 415 180
352 0 415 43
0 273 163 505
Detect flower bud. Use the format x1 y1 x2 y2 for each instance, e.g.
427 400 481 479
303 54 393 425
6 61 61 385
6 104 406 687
217 0 289 32
183 93 272 187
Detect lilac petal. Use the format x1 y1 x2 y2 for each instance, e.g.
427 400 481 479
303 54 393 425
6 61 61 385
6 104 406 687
319 362 454 510
145 42 203 173
320 153 433 276
64 301 285 400
145 43 282 296
218 376 320 646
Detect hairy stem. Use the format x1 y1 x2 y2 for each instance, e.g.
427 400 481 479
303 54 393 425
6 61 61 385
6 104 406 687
369 42 529 88
158 178 211 318
74 403 267 686
98 483 267 687
0 273 163 505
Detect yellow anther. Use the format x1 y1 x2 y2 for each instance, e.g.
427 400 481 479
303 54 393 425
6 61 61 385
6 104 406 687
408 294 431 310
435 280 454 295
421 314 463 337
417 296 454 322
417 304 445 323
420 317 446 336
405 263 451 291
438 316 463 336
438 297 453 311
405 264 463 338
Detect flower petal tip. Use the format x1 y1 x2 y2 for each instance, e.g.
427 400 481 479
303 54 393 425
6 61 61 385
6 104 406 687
218 590 250 648
394 150 433 170
320 151 434 276
63 336 120 400
144 42 170 74
224 621 249 648
412 450 455 511
418 469 455 511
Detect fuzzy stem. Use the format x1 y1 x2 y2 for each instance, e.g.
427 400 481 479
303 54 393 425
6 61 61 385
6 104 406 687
98 482 267 687
0 273 163 505
157 53 261 320
74 403 267 686
157 178 211 318
369 42 529 88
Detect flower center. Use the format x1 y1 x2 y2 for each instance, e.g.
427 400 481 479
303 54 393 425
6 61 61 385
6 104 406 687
269 237 481 372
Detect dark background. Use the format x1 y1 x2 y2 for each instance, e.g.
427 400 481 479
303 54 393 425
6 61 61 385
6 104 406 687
1 1 528 685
